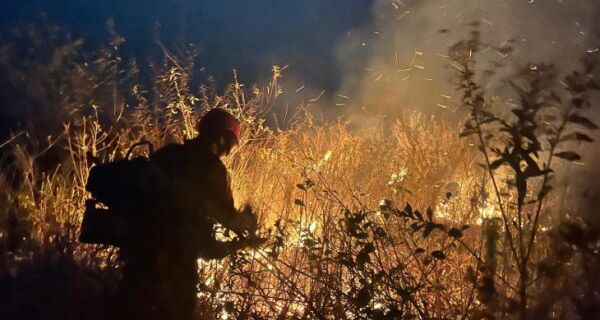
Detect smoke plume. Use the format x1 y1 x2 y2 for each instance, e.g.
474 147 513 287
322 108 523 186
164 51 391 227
334 0 599 115
331 0 600 220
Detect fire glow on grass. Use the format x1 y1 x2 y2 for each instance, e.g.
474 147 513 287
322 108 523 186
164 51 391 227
191 111 501 314
171 96 565 317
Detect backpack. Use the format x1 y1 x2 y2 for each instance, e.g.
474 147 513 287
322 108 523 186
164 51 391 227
79 142 165 246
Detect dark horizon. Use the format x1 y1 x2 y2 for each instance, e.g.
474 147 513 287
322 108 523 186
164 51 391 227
1 0 375 90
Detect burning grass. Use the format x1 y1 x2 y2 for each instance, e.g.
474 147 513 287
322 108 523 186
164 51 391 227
216 111 482 318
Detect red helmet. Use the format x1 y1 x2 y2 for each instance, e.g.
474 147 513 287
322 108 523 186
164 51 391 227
196 108 241 143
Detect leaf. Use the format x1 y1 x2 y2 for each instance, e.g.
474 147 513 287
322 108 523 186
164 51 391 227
523 162 547 177
422 223 435 238
448 228 463 238
410 222 423 233
560 132 594 143
574 132 595 143
489 158 505 170
356 250 371 266
569 114 599 130
459 129 477 138
555 151 581 162
404 203 413 216
294 199 305 206
431 250 446 260
426 208 434 221
414 210 423 221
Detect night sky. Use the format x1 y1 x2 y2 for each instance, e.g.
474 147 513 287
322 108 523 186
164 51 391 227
1 0 375 90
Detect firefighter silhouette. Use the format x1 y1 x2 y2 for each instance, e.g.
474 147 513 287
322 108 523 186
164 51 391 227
80 108 262 319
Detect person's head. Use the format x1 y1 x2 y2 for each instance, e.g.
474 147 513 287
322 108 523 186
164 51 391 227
196 108 241 158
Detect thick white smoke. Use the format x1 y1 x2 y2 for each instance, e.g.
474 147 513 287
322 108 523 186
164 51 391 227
334 0 598 115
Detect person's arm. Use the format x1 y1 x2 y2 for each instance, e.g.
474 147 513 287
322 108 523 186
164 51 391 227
202 162 253 234
195 160 264 257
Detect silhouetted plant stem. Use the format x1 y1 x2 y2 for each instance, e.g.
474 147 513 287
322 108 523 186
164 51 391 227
473 114 520 265
525 119 566 265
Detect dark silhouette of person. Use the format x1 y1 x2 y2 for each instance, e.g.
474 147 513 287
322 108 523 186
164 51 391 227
114 108 261 320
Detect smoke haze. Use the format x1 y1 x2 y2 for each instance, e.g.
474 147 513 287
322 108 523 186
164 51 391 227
334 0 599 115
330 0 600 222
